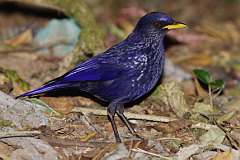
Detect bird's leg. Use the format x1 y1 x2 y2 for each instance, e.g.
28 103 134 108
116 103 143 140
107 102 121 143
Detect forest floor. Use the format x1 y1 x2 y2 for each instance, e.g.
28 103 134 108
0 0 240 159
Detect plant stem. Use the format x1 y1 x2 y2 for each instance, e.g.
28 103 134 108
208 85 213 107
212 88 222 99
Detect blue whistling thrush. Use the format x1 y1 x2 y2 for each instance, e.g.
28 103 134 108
17 12 187 143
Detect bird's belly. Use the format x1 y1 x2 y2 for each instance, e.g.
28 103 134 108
87 70 161 103
126 72 160 101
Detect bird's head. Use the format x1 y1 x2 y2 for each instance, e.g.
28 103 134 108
133 11 187 39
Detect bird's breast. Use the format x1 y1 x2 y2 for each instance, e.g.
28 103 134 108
126 54 164 102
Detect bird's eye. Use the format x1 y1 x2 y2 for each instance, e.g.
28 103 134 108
152 21 161 28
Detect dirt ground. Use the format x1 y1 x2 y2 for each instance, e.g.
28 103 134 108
0 0 240 159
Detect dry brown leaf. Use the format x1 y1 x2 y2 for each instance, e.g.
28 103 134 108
174 54 213 66
153 120 194 134
4 29 33 46
0 74 26 96
40 97 75 114
0 142 14 155
211 149 233 160
105 122 113 132
13 80 27 95
193 75 208 97
0 77 13 95
81 148 102 159
92 143 116 160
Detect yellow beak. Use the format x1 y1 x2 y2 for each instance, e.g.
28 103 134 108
162 23 187 30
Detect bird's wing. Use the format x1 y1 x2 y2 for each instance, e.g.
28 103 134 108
44 57 135 86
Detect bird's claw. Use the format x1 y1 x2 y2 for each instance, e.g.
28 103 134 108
133 134 144 140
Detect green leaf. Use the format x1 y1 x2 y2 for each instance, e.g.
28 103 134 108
167 141 181 148
26 98 60 115
209 80 225 88
200 127 225 144
217 111 236 124
192 102 218 115
193 69 212 84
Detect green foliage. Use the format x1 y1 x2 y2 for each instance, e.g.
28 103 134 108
191 128 208 137
193 69 211 84
192 103 218 115
0 118 16 128
193 69 225 107
193 69 224 88
209 80 225 88
26 98 60 115
167 141 181 148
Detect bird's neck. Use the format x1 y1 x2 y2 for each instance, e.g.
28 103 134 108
127 30 168 47
126 30 167 65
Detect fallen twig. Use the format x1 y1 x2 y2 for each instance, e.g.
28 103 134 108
40 135 110 148
131 148 173 160
72 107 177 122
72 107 233 131
158 137 182 141
0 130 42 137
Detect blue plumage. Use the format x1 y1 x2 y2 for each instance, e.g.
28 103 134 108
17 12 186 142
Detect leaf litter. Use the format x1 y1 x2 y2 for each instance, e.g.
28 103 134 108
0 0 240 159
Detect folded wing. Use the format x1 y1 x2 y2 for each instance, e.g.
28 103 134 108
44 57 134 86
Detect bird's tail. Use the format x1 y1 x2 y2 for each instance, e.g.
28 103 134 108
16 83 69 99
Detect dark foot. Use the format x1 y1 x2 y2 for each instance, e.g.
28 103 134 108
116 136 122 143
133 134 144 140
114 133 143 143
119 134 144 142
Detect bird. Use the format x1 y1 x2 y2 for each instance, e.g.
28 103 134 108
17 11 187 143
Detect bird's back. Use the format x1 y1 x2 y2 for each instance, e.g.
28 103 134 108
75 36 165 103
